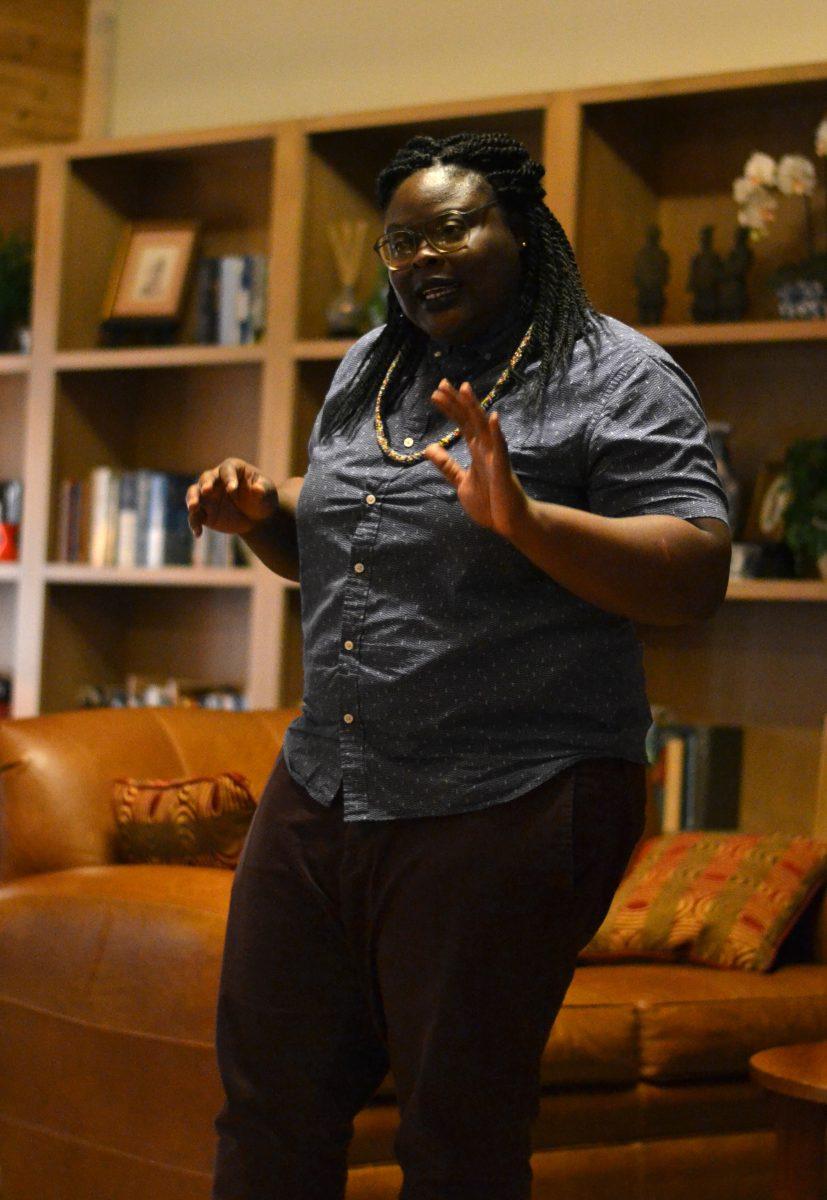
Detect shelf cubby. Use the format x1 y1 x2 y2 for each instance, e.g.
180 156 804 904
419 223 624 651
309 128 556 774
58 135 275 351
41 582 251 714
300 107 545 340
578 76 827 326
49 362 261 562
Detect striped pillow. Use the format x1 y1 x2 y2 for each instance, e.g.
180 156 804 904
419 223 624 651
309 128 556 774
112 772 257 868
579 833 827 972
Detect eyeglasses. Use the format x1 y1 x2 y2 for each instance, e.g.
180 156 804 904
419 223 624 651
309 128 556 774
373 199 499 270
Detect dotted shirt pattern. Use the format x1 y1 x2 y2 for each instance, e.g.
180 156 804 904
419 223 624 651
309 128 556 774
281 313 730 821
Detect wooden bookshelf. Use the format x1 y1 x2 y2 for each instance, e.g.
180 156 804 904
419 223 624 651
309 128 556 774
3 64 826 833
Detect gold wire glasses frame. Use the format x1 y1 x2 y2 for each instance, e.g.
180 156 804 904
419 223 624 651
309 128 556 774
373 199 499 270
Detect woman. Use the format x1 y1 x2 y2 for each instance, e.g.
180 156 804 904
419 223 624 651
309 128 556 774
189 132 731 1200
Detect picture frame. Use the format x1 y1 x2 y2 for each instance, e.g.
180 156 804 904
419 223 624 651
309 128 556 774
101 220 198 324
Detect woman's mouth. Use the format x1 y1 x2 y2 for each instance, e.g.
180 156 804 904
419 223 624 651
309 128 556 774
418 281 461 310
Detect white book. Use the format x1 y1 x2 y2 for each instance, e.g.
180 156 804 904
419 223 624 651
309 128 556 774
88 466 116 567
661 735 686 834
218 256 245 346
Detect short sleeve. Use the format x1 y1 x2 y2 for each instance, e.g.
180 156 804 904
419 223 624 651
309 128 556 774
585 353 730 525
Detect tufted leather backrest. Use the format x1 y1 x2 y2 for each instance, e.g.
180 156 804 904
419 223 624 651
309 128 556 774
0 706 300 883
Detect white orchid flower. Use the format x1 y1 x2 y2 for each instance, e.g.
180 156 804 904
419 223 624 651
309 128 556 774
777 155 817 196
815 117 827 157
744 151 777 188
733 176 758 203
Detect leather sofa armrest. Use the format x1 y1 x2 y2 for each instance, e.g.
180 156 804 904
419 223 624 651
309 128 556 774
0 707 296 883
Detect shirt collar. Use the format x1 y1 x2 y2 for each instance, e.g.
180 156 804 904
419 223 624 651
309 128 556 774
425 308 529 376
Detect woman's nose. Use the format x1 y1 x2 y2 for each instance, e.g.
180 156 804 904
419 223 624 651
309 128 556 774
410 233 440 266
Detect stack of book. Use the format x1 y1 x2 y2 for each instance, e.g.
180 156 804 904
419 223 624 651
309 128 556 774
57 466 242 568
646 709 743 832
195 253 268 345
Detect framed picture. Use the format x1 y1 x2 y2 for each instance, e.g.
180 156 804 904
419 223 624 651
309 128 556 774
741 461 792 543
101 221 198 323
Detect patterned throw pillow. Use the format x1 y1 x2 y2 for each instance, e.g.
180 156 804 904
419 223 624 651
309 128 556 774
112 772 257 868
579 833 827 972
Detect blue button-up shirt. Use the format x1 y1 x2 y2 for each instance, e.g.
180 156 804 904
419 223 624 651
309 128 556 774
282 313 729 820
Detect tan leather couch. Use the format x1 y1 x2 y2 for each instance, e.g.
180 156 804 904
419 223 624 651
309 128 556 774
1 706 827 1200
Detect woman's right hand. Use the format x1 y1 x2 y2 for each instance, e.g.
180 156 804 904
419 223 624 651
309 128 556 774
187 458 279 538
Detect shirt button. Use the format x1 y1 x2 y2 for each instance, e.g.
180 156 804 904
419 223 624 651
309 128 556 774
403 437 414 447
343 713 354 724
354 562 365 573
344 640 354 650
365 494 376 505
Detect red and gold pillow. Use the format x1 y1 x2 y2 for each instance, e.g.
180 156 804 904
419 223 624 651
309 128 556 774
112 772 257 868
579 832 827 972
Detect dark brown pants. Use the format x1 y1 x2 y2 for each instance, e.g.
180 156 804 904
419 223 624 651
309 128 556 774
212 750 646 1200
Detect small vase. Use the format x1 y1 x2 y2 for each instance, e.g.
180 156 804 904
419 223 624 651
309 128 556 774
325 283 364 337
775 279 827 320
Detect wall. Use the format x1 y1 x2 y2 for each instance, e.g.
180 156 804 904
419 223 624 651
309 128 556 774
109 0 827 136
0 0 86 144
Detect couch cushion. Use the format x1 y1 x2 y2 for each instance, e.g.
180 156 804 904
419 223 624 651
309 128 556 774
112 772 257 867
565 962 827 1082
579 833 827 971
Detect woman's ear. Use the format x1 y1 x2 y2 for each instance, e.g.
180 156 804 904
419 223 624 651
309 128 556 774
509 214 529 250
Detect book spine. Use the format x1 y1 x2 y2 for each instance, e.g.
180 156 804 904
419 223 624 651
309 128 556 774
661 734 686 834
145 472 169 569
88 466 114 567
238 254 254 344
164 473 194 565
133 470 155 567
195 257 220 344
251 254 267 340
218 255 245 345
117 471 139 567
57 479 73 562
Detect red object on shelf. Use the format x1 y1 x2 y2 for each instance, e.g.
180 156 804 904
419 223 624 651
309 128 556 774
0 523 18 561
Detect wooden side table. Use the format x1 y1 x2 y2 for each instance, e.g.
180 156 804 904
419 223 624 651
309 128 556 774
751 1041 827 1200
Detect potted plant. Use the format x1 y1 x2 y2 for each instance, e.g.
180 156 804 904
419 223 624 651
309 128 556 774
780 436 827 579
733 124 827 318
0 229 32 351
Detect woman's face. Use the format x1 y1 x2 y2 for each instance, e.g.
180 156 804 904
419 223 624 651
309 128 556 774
382 164 524 344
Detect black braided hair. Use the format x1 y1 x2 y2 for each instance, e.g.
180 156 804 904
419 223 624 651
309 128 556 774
319 130 599 443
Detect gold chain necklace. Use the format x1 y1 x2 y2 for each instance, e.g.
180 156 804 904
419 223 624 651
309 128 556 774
374 324 535 465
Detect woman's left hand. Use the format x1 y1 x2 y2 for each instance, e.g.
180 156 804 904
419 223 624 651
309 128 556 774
423 378 530 541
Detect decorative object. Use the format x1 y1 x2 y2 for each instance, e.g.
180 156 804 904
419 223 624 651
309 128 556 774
325 218 368 335
687 225 722 322
707 420 743 536
742 461 791 543
0 479 22 561
733 135 827 318
633 224 670 324
718 227 754 321
0 229 32 351
578 832 827 972
779 436 827 578
101 220 198 344
111 771 257 867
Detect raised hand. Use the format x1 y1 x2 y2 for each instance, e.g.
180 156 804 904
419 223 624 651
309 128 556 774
186 457 279 538
423 379 530 541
